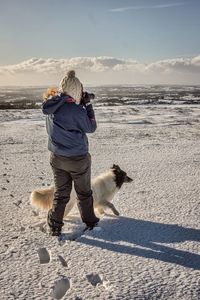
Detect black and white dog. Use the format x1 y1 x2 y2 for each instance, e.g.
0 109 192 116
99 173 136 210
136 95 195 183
30 164 133 216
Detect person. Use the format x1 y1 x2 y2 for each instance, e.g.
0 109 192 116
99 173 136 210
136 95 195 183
42 70 99 236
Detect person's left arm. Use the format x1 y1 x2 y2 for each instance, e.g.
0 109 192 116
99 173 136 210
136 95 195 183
77 103 97 133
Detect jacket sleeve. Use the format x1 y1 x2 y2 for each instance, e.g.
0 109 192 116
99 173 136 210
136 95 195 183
78 104 97 133
42 95 65 115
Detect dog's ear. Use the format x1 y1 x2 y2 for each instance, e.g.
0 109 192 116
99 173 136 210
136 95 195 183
112 164 121 171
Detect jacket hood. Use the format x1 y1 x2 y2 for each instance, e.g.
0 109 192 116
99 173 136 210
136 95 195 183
42 94 71 115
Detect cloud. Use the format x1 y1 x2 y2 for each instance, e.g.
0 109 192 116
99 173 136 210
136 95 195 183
0 56 145 75
147 56 200 73
1 55 200 75
108 2 185 12
0 55 200 85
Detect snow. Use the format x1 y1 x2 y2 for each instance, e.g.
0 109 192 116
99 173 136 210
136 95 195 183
0 105 200 299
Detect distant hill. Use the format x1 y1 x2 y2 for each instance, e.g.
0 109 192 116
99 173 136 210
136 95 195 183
0 85 200 109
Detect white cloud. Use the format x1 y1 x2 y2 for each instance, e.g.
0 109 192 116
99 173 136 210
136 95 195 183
0 56 145 75
147 56 200 73
108 2 185 12
1 55 200 74
0 55 200 85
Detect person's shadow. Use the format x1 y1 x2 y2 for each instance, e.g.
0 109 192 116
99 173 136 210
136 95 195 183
78 216 200 270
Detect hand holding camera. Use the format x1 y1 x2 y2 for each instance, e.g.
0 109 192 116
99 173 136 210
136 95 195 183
80 92 95 106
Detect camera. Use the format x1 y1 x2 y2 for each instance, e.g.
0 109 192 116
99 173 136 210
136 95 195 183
81 91 95 106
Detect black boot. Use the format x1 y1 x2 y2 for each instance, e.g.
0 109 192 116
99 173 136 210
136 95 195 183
85 218 100 230
47 210 64 236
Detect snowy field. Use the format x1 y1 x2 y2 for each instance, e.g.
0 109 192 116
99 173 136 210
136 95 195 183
0 105 200 299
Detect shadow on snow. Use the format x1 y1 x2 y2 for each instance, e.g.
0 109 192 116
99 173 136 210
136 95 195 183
78 216 200 270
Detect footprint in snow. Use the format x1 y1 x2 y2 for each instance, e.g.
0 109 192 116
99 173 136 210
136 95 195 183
58 255 68 267
86 273 103 287
20 226 25 232
13 200 22 207
32 210 39 216
86 273 111 290
51 277 70 299
37 247 51 264
32 221 47 232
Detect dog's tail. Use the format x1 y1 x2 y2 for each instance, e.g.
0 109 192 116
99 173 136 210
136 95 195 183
30 186 54 210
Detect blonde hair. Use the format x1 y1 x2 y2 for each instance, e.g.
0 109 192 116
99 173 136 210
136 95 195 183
43 87 58 101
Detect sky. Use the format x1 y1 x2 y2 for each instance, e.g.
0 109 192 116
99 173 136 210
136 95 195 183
0 0 200 86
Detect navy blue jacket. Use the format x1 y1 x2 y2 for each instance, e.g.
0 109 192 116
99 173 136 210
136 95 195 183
42 94 97 157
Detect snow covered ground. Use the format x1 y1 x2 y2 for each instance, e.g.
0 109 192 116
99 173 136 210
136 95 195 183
0 105 200 299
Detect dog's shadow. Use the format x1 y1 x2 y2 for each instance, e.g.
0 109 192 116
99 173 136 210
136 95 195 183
79 216 200 270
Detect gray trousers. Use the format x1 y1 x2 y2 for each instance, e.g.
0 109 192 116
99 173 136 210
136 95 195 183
49 152 99 226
